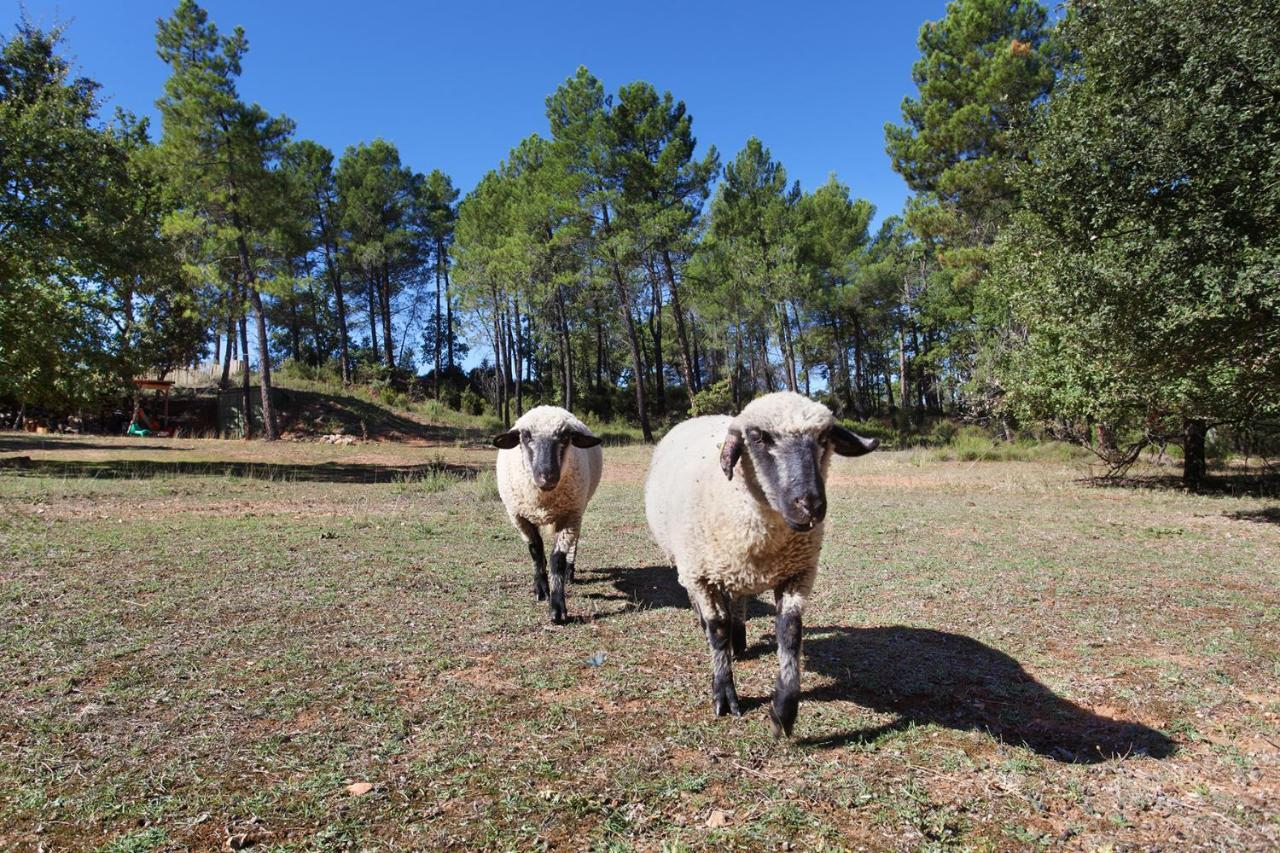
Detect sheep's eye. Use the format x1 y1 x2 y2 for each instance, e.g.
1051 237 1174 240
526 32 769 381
756 430 774 446
520 429 531 441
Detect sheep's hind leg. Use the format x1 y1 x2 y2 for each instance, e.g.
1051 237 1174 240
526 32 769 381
517 517 548 602
694 585 740 717
768 584 807 738
730 596 748 659
564 522 582 583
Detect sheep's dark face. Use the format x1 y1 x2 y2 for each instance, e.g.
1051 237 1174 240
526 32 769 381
721 425 878 532
493 426 601 491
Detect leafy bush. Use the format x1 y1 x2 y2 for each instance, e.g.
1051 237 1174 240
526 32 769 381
460 387 485 417
930 420 959 445
690 380 735 416
840 418 898 445
276 358 343 385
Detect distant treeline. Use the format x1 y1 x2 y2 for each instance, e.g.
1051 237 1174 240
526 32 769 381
2 0 1276 485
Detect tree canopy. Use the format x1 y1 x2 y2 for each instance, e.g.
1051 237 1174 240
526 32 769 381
3 0 1276 486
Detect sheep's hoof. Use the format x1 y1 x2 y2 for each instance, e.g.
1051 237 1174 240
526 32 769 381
534 577 549 601
712 682 741 717
549 595 568 625
768 696 798 738
731 623 747 658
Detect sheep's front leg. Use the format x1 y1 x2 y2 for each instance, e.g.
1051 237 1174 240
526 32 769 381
768 577 810 738
516 517 548 602
547 520 580 624
693 584 740 717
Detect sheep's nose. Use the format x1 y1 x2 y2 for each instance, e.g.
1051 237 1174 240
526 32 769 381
794 493 826 523
534 472 560 491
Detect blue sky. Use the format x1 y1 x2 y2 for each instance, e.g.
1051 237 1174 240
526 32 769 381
16 0 945 226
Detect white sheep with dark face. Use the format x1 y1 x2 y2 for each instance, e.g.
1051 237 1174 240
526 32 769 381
493 406 603 624
644 392 878 736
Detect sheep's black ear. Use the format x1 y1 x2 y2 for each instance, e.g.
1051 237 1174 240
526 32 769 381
569 431 602 448
720 429 744 480
830 425 879 457
492 430 520 449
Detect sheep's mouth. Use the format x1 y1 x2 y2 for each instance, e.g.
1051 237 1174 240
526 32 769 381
783 515 819 532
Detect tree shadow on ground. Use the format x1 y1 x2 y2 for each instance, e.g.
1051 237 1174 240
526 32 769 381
800 624 1176 763
0 456 479 484
1082 471 1280 499
579 564 771 622
0 434 187 453
1224 506 1280 525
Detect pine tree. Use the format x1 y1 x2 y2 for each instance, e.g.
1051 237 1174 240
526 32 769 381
155 0 294 438
885 0 1058 412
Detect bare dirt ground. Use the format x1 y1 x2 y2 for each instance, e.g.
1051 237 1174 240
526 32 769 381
1 432 1277 849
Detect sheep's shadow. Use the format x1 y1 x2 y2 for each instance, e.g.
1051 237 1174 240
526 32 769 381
579 568 1173 762
800 625 1176 763
578 564 771 623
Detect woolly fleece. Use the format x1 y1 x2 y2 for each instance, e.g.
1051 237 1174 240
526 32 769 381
496 406 603 530
644 392 837 598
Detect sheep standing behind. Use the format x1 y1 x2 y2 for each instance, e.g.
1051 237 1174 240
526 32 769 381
494 406 603 624
645 392 878 736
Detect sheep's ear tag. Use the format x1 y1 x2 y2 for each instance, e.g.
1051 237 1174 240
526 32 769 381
492 430 520 450
720 431 744 480
830 425 879 457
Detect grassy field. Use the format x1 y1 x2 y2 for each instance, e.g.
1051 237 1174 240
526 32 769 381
1 431 1277 850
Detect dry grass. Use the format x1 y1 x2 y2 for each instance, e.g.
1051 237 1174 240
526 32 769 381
1 432 1277 849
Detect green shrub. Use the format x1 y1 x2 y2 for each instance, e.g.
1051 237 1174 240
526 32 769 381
276 358 343 385
689 379 735 416
930 420 959 445
460 387 485 417
841 418 898 444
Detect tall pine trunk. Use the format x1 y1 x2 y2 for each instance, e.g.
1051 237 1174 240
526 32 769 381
249 286 277 440
220 299 236 390
851 312 866 417
661 250 698 398
288 294 301 362
490 285 509 427
443 248 454 373
556 285 573 409
510 295 523 417
601 206 652 441
616 275 652 441
228 201 276 440
897 323 909 430
775 304 797 392
238 300 252 439
380 263 394 372
647 260 665 415
433 247 442 400
317 212 350 385
367 277 379 369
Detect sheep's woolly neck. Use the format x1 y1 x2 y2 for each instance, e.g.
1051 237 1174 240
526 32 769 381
731 391 834 436
496 407 603 529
